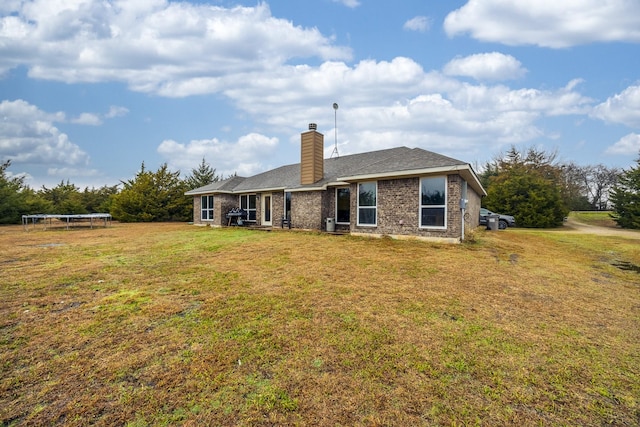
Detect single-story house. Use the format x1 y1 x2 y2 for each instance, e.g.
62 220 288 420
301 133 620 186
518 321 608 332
185 124 486 242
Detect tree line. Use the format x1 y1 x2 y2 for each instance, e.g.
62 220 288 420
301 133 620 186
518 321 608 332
478 146 638 228
1 149 639 228
0 158 220 224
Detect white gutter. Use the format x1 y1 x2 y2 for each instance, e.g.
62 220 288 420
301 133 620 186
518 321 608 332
288 181 350 192
186 186 287 195
238 186 287 193
185 189 235 196
339 164 465 181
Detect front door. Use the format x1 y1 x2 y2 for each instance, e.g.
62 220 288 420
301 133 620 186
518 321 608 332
262 194 272 226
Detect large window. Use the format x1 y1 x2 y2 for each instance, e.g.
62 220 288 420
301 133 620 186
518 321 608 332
240 194 257 221
201 195 214 221
357 182 377 226
420 177 446 228
336 187 350 223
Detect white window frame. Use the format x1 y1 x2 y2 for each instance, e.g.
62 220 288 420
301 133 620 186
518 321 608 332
419 176 447 229
201 195 214 221
357 182 377 227
261 193 272 225
240 194 257 222
335 187 350 224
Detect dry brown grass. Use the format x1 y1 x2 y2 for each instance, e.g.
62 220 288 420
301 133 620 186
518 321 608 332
1 222 639 426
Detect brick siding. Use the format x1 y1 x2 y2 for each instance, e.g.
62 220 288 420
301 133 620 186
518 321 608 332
290 191 323 230
190 173 481 241
191 193 238 227
349 174 479 240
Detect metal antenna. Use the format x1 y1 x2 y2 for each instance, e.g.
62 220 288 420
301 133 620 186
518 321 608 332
331 103 339 158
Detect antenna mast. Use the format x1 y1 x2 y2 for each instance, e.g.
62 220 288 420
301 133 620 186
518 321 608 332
331 103 339 158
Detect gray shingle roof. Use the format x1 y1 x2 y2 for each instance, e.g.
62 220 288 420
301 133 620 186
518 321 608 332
186 146 483 195
336 147 467 178
184 175 247 195
232 163 300 192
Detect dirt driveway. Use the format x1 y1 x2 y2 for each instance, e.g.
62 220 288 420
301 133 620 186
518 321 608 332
563 217 640 239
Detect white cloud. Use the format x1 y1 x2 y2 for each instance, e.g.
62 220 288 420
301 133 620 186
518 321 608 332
106 106 129 118
333 0 361 8
403 16 431 32
66 106 129 126
0 1 352 96
223 57 438 124
443 52 526 81
605 133 640 155
172 50 593 168
0 1 611 184
157 133 279 177
221 55 591 139
0 1 22 14
0 99 89 166
446 82 592 116
444 0 640 48
47 167 100 178
591 85 640 128
71 112 102 126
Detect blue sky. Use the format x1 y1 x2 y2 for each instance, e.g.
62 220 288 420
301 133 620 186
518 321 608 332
1 0 639 189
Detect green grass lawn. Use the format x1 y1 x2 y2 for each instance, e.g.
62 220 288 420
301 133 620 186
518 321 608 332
569 211 618 228
1 222 639 426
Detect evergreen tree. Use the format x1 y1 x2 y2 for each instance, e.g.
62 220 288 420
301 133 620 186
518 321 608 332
80 185 120 213
486 165 567 227
610 154 640 229
0 160 51 224
482 146 568 228
40 181 87 214
111 163 191 222
185 158 219 190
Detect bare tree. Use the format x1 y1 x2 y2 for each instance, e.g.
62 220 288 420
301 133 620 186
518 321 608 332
586 164 621 210
559 163 621 210
559 163 591 211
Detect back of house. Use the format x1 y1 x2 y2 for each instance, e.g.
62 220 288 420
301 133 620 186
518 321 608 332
185 124 486 243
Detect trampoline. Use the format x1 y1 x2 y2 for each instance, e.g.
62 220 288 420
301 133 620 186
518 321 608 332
22 213 112 230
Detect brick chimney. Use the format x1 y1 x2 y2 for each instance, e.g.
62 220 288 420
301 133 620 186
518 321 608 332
300 123 324 185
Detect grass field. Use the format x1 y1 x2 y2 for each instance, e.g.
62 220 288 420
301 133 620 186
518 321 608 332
569 211 618 228
1 222 639 426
